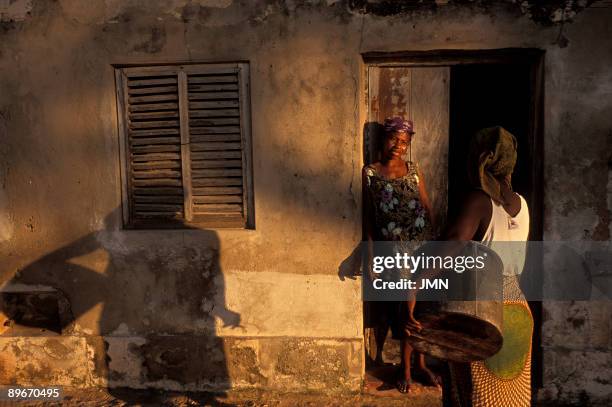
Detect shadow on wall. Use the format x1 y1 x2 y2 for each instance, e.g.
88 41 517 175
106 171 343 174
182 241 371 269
0 206 241 400
362 121 386 165
337 121 394 368
336 121 387 284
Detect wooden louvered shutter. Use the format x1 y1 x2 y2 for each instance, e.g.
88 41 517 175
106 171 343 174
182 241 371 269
118 71 184 227
116 63 253 229
187 66 250 227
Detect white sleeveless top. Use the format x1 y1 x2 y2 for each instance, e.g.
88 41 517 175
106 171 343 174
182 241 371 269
481 194 530 276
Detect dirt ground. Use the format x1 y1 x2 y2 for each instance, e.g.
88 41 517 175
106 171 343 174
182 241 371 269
8 386 440 407
4 363 444 406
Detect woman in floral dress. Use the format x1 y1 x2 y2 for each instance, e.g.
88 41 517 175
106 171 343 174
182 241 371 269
362 117 439 393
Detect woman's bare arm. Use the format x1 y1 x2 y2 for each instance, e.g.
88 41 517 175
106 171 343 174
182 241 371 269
406 190 491 330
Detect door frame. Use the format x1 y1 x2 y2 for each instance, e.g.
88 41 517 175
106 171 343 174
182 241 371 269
360 48 545 393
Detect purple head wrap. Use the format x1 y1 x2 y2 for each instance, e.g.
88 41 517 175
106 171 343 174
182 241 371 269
383 117 415 135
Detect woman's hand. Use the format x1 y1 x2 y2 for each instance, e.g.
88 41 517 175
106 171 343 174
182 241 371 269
405 298 423 336
407 313 422 333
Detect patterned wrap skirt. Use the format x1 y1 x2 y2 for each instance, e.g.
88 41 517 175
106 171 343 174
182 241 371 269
444 275 533 407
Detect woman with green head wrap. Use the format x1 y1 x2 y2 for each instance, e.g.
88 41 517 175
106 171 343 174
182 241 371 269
431 126 532 407
468 126 519 206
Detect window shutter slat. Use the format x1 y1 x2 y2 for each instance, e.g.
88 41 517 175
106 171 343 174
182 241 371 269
189 109 239 118
191 178 242 187
193 204 242 213
135 204 183 212
131 145 181 154
128 86 178 95
188 92 239 101
191 142 242 151
128 77 178 86
133 187 183 195
189 118 240 126
130 137 180 146
191 159 242 169
129 120 180 129
130 111 179 120
132 153 181 162
191 169 242 178
188 75 237 84
190 134 241 143
129 94 178 104
190 126 240 134
132 161 182 170
134 195 184 203
129 128 180 137
188 84 238 92
132 169 181 179
132 179 182 187
189 100 239 109
193 187 242 195
129 102 179 112
193 195 242 204
190 151 242 160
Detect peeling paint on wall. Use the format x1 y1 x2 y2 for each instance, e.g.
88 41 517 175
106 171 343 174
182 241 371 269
0 108 12 243
0 189 12 243
347 0 597 24
0 0 33 22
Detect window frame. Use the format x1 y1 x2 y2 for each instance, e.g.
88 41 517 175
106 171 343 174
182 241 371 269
114 62 255 229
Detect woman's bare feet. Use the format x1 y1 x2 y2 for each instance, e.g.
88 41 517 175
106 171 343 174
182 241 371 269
396 378 412 393
372 355 385 366
413 366 442 388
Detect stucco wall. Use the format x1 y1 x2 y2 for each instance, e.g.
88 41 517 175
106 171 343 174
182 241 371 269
0 0 610 402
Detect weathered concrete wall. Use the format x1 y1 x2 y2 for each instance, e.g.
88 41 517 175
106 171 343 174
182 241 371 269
0 0 610 403
0 0 365 393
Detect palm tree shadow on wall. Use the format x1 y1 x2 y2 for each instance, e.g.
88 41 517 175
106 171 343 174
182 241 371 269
0 206 241 403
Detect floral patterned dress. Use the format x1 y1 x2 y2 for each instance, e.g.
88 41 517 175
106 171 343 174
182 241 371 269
364 161 433 340
364 161 433 243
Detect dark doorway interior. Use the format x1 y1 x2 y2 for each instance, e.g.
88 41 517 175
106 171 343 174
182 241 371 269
448 63 532 215
448 61 543 395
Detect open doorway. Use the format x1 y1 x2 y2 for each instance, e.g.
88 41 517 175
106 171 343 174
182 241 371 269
362 49 544 398
449 63 533 218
